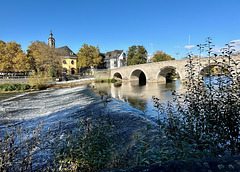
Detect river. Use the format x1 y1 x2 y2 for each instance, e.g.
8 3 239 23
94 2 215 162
0 76 224 127
0 80 185 127
90 75 230 117
91 79 185 117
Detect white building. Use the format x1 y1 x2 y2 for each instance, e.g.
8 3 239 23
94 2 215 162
104 50 126 69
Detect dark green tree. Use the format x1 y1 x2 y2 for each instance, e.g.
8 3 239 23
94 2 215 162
150 50 175 62
127 45 147 66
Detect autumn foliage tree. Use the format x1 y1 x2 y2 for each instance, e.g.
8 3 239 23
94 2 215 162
127 45 147 66
77 44 102 70
0 40 30 73
27 41 62 77
150 50 175 62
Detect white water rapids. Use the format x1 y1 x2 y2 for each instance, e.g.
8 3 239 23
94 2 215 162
0 84 99 129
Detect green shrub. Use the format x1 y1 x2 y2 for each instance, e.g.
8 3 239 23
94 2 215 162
7 84 14 91
28 70 49 89
0 122 45 171
0 84 8 90
108 78 116 83
56 116 117 171
95 78 116 83
20 84 31 90
152 38 240 161
0 83 32 91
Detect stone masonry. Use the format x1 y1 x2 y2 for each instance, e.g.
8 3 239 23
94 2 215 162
94 56 240 84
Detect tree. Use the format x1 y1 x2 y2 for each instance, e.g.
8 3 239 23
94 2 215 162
77 44 102 69
127 45 147 66
0 41 30 73
150 50 175 62
27 41 62 77
192 55 199 59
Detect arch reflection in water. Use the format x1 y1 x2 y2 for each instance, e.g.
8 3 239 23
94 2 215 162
91 80 184 116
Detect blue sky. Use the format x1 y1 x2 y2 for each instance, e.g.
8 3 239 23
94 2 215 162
0 0 240 59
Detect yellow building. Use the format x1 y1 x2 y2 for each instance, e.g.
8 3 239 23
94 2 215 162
56 46 77 75
48 32 78 75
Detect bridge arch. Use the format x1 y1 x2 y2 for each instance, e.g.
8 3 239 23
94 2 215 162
157 66 181 83
130 69 147 85
113 72 123 80
198 62 230 77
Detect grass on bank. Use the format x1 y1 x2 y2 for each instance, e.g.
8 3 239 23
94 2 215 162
94 78 116 83
0 83 35 92
0 80 94 93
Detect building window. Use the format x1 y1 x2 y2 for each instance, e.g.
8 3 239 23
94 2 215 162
63 60 67 64
71 60 74 65
63 68 67 73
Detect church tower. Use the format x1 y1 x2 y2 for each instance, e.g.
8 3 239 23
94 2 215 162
48 30 55 48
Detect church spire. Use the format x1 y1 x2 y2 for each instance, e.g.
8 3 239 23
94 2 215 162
48 29 55 48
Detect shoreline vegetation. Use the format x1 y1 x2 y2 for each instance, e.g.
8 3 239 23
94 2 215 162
0 77 120 93
0 80 94 93
94 78 117 83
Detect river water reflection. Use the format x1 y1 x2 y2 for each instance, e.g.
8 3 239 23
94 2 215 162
91 80 185 116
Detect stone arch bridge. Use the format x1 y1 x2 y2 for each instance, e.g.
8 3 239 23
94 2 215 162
95 56 240 84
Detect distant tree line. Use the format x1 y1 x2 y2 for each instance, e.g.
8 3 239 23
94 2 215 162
0 40 62 77
0 40 175 76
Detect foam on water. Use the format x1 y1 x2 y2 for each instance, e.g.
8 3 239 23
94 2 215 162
0 84 96 125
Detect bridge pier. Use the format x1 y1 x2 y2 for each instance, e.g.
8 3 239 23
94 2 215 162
157 76 166 84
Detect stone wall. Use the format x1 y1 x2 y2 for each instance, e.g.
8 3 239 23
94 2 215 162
0 78 29 84
94 70 111 79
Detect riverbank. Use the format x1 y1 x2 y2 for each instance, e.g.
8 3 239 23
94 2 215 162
47 80 94 89
0 78 95 94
